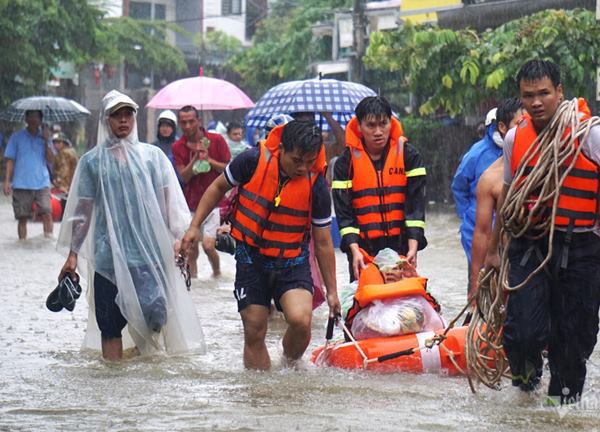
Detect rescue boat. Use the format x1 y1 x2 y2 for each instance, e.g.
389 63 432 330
311 250 469 374
311 326 468 375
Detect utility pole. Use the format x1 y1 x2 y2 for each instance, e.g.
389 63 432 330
351 0 366 82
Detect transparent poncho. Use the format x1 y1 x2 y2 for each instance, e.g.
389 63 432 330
57 90 206 356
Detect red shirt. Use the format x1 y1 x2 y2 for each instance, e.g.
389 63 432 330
172 129 231 210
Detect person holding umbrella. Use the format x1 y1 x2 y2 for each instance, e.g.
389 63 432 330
332 96 428 282
3 110 55 239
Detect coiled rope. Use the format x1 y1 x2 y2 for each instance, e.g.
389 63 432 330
466 98 600 391
466 268 510 392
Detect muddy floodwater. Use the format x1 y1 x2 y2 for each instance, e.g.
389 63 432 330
0 195 599 431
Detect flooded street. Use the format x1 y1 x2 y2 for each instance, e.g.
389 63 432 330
0 194 599 432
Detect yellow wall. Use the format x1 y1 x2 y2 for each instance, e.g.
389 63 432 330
400 0 462 24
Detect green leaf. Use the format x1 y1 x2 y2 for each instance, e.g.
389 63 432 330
485 68 506 89
442 74 453 89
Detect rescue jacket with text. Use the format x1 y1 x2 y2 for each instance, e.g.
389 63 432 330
346 116 407 241
511 98 599 229
230 124 326 258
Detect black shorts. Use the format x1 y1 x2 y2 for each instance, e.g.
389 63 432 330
94 272 127 339
233 260 314 312
94 268 167 337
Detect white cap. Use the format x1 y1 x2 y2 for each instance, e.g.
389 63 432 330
102 90 139 115
484 107 497 126
158 110 177 125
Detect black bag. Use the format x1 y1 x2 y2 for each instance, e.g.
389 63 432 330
215 232 236 255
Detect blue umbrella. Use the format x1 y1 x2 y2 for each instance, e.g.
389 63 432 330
245 78 377 131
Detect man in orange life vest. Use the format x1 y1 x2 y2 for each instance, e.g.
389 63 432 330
487 60 600 404
180 120 341 370
332 96 427 282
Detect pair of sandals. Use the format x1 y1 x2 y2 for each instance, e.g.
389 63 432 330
46 273 82 312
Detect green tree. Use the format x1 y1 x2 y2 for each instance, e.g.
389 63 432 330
365 9 600 117
197 30 243 64
231 0 352 98
95 17 187 77
0 0 101 106
0 0 187 108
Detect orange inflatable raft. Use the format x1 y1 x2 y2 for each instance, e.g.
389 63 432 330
311 253 468 375
311 325 468 375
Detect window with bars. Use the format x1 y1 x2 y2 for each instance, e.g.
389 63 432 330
129 1 166 20
222 0 242 16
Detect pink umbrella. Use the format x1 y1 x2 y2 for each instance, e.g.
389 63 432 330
146 76 254 110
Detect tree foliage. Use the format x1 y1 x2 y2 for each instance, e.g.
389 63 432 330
231 0 352 98
0 0 187 107
365 9 600 117
95 17 187 75
0 0 101 106
195 30 243 69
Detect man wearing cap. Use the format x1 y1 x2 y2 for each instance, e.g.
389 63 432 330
172 105 231 279
3 109 56 239
57 90 205 360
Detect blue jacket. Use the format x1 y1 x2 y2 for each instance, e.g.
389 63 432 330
451 124 502 262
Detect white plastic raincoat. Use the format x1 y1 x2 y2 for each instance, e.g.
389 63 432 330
57 90 205 356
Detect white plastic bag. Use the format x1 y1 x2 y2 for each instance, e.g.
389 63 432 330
351 295 444 340
339 281 358 319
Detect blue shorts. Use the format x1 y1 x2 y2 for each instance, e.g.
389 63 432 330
233 260 314 312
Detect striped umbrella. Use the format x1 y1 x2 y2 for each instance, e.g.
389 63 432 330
0 96 91 123
245 78 377 131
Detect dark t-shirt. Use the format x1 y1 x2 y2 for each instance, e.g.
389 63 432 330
224 147 332 227
172 129 231 210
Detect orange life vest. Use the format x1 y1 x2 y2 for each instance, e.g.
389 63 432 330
346 116 407 240
511 98 599 228
230 124 326 258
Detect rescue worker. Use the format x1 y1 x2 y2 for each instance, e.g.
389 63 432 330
180 120 341 370
487 60 600 404
332 96 427 282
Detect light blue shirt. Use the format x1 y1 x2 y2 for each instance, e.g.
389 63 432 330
4 128 53 190
77 144 170 273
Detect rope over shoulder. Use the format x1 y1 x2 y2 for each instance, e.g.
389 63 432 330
500 98 600 292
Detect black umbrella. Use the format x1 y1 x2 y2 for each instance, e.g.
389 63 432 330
0 96 91 123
